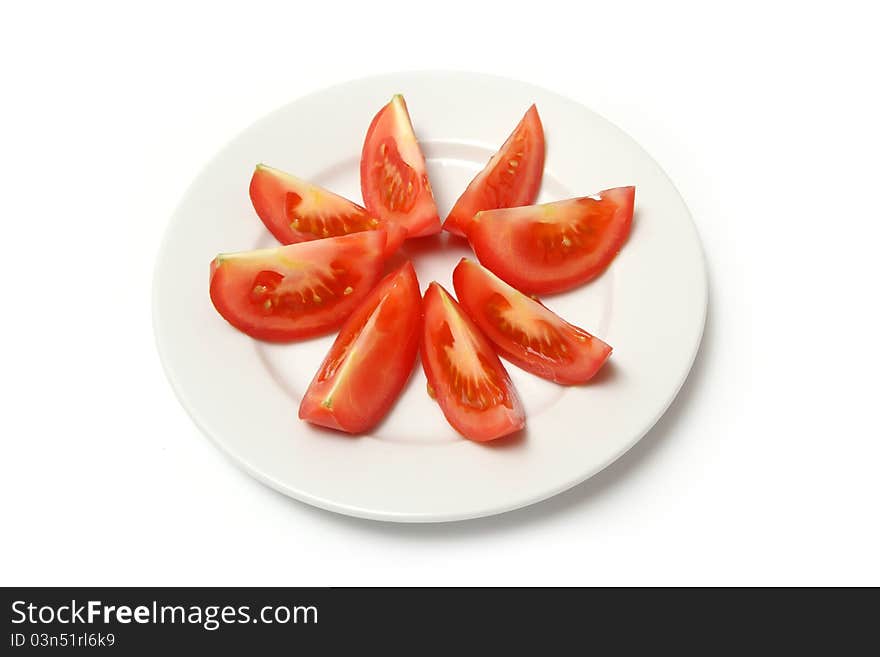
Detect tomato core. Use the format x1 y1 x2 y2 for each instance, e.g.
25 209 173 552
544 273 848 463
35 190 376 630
431 320 513 411
370 138 419 214
285 191 378 238
529 197 618 263
484 293 572 361
248 262 357 317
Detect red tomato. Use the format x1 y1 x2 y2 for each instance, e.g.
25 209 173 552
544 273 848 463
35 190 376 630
453 259 612 384
421 282 525 442
209 231 386 342
443 105 545 237
299 262 422 433
468 186 635 294
249 164 406 256
360 95 441 239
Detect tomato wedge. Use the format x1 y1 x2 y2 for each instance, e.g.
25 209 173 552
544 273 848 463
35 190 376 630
209 230 386 342
249 164 406 256
299 262 422 433
360 95 441 239
443 105 545 237
468 186 635 294
421 282 525 442
453 259 611 384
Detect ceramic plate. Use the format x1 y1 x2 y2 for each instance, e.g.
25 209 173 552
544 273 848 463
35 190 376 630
153 71 707 522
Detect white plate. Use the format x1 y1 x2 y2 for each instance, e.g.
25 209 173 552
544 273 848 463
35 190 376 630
153 71 707 522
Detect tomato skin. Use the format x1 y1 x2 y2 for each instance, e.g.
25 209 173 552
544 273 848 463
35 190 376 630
468 186 635 294
209 230 386 342
249 164 406 256
443 104 545 237
421 282 525 442
453 259 611 384
360 95 441 239
299 261 422 433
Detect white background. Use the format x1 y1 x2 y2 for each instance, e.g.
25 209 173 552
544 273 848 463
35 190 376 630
2 1 878 586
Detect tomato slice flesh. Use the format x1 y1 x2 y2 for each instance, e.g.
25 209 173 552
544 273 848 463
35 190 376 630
468 186 635 294
299 261 422 433
209 230 386 342
443 105 545 237
421 282 525 441
360 95 441 239
249 164 405 256
453 259 611 384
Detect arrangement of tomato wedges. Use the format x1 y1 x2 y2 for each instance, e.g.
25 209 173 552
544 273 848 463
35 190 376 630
209 94 635 442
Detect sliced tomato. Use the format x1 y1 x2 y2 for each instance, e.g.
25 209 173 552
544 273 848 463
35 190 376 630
299 262 422 433
209 231 386 342
468 187 635 294
421 282 524 442
453 258 611 384
360 94 441 239
249 164 406 256
443 105 545 237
